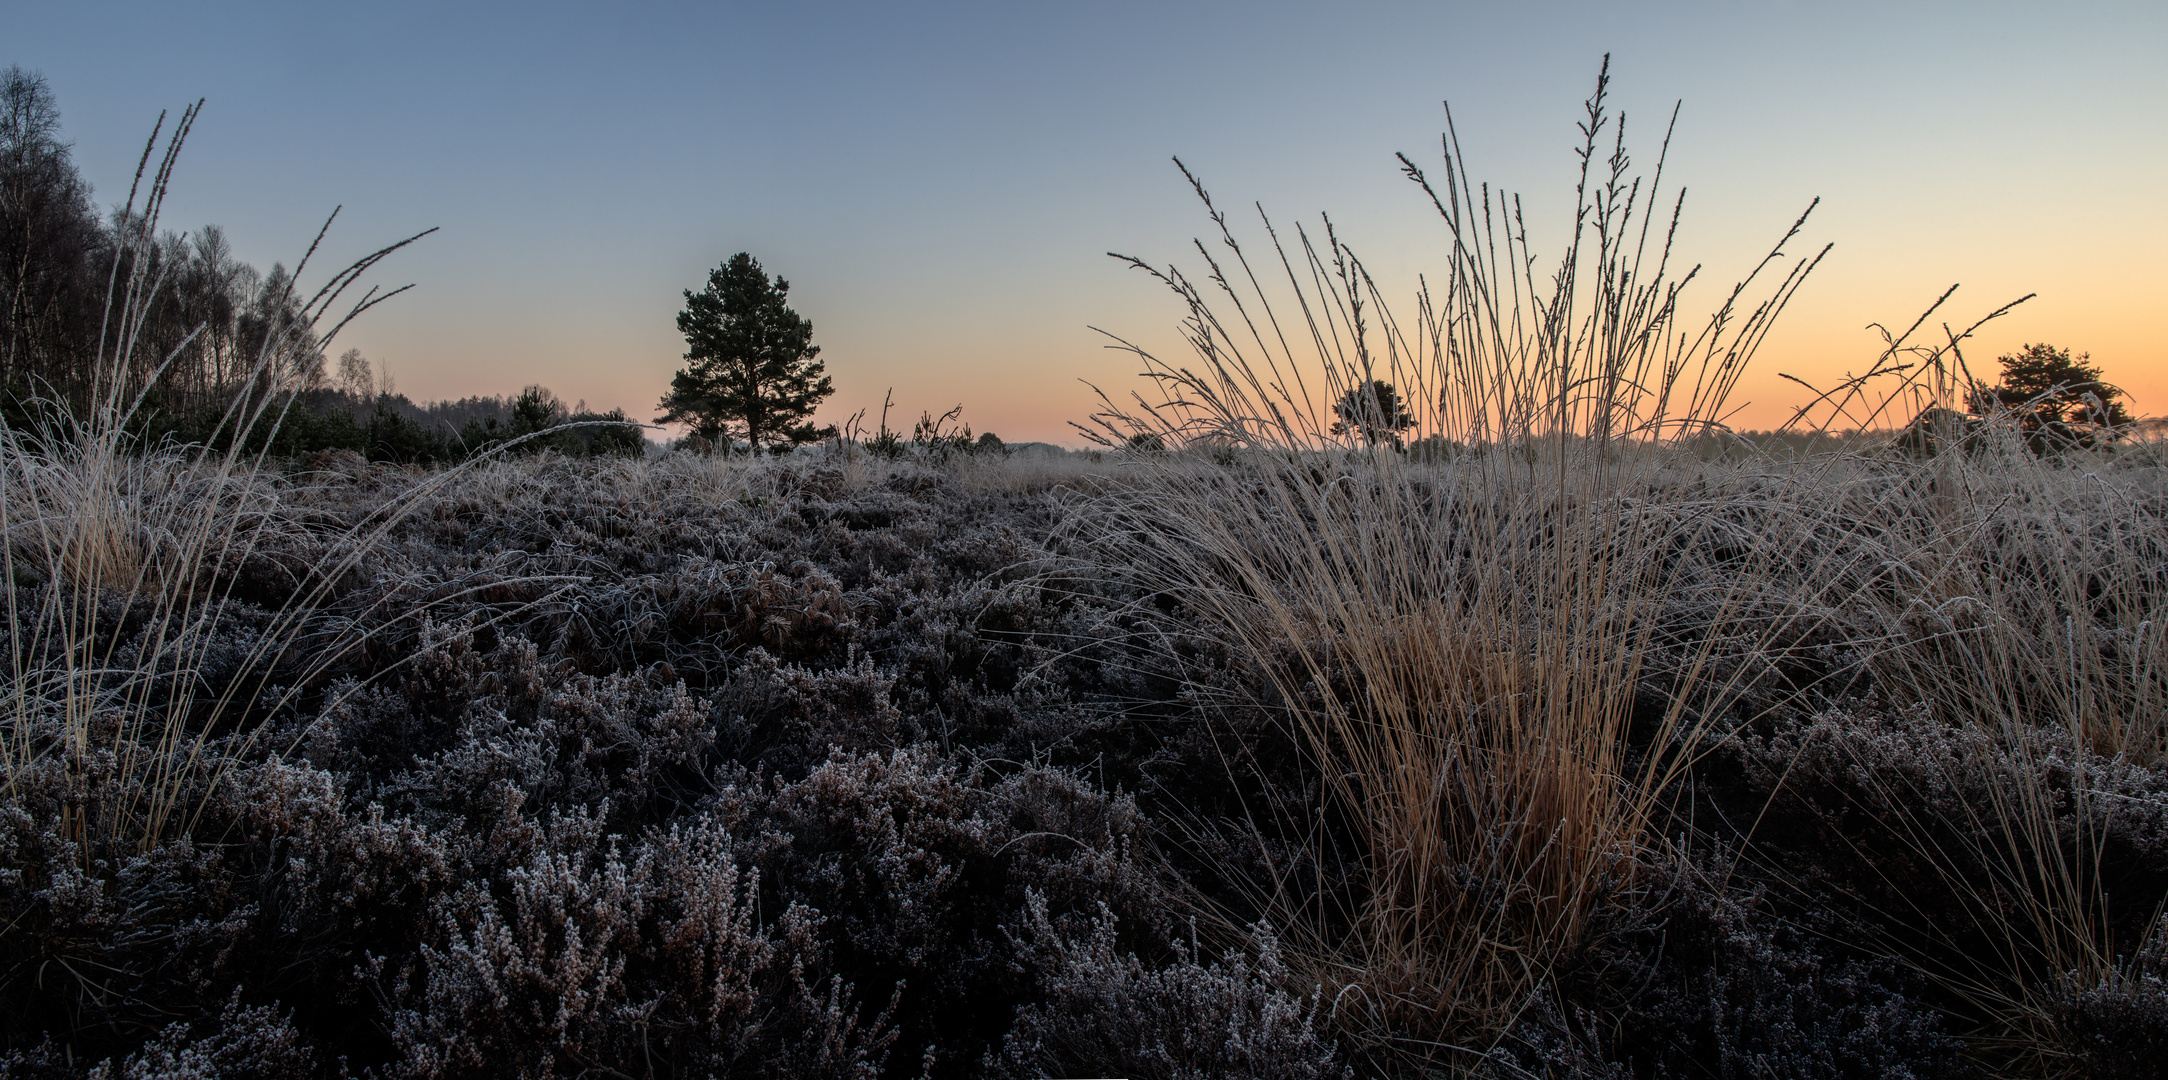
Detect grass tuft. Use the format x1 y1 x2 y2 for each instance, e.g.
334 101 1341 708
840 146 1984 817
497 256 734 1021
0 105 434 856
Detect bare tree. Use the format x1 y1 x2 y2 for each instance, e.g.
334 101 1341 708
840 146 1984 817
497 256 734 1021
336 347 374 399
0 66 104 395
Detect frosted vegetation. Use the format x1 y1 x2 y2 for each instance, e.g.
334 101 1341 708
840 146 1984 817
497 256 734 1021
4 59 2166 1078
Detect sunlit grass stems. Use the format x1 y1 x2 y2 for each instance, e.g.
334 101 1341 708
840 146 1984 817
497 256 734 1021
1075 58 1847 1060
0 104 469 856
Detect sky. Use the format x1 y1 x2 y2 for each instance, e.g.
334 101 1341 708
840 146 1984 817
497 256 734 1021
10 1 2163 444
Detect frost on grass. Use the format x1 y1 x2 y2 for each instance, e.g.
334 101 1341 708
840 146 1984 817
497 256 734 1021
5 449 2168 1077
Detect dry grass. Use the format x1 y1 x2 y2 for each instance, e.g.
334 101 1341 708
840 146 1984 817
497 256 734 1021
1071 57 1846 1063
1790 433 2168 1074
1068 55 2161 1072
1739 310 2168 1070
0 107 434 854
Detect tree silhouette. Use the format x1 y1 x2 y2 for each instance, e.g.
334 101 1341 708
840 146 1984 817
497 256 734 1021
1969 343 2130 451
0 66 104 397
658 252 835 451
1331 379 1415 447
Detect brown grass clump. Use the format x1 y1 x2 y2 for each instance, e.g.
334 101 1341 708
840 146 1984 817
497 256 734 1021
1073 57 1840 1063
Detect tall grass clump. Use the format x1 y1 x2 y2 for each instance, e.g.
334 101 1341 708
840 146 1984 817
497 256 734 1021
0 104 433 855
1076 58 1852 1064
1081 54 2168 1070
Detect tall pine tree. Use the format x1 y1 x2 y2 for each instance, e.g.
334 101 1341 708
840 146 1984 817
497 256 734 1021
658 252 835 450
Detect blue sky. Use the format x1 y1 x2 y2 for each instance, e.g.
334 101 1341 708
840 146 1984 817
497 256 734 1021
12 1 2163 441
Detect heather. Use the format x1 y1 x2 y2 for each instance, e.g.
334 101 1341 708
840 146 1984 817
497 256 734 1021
0 436 2160 1077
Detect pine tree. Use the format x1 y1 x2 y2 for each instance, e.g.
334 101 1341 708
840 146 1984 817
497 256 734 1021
657 252 835 450
1331 379 1415 447
1968 342 2130 451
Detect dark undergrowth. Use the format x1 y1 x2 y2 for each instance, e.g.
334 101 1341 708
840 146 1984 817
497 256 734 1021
3 447 2163 1078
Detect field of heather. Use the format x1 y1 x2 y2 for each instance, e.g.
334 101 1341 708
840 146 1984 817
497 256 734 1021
3 428 2164 1078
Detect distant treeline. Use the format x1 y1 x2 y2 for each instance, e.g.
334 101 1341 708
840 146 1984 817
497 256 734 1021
167 384 649 464
0 66 643 463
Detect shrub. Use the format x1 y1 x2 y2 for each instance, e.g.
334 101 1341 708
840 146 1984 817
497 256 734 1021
367 396 456 464
990 892 1347 1080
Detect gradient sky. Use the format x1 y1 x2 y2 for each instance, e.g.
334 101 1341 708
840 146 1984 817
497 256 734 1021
11 1 2163 443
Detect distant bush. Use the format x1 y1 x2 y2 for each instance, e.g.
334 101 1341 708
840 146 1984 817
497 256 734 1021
574 409 648 456
1403 433 1458 461
367 395 457 463
103 382 650 464
456 386 646 459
